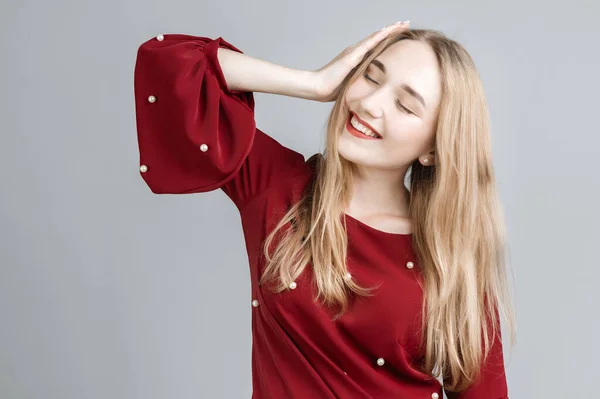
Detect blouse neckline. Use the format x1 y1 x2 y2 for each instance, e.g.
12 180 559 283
344 213 413 238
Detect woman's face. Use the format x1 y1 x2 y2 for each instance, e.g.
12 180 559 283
339 39 442 170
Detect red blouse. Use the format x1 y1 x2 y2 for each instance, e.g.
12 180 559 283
133 33 509 399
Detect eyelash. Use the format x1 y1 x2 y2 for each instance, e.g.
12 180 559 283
362 72 414 115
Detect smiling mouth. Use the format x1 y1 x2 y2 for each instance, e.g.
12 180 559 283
346 112 382 139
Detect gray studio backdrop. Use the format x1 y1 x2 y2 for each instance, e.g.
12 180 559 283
1 0 599 398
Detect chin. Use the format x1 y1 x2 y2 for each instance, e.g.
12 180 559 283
336 137 374 167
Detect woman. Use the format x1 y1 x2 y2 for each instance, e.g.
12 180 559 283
133 21 516 398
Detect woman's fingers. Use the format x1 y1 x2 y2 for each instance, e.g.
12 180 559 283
357 21 410 55
341 21 410 68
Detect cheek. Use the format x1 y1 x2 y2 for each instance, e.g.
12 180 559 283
343 90 355 107
344 80 368 105
386 126 430 152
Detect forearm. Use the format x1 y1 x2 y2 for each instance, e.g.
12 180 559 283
217 47 317 100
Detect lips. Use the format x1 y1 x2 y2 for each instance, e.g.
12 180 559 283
346 114 381 140
350 112 382 138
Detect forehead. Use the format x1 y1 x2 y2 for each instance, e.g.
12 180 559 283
373 40 442 108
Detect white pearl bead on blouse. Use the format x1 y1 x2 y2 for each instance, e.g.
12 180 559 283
251 299 259 307
289 281 297 290
200 144 208 152
406 261 414 269
376 358 385 366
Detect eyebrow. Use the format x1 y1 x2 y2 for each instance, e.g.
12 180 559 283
371 59 427 108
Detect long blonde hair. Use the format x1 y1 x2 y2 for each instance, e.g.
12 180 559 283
260 29 516 392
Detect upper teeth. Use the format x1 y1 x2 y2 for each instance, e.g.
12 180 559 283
351 115 380 138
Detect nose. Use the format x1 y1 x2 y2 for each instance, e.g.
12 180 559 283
359 89 384 119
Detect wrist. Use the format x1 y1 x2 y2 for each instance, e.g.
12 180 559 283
296 70 320 101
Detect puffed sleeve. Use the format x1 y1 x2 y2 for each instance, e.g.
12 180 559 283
445 307 509 399
133 34 306 210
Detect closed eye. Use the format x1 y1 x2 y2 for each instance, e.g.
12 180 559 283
362 72 414 115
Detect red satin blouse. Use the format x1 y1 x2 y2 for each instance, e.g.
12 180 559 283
133 33 509 399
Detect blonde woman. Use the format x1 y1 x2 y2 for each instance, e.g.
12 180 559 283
134 21 516 398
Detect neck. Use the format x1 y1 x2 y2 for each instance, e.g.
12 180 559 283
346 164 410 218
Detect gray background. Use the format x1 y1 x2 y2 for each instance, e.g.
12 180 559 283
1 0 598 398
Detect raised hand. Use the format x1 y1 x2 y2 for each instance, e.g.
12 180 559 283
311 21 411 102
